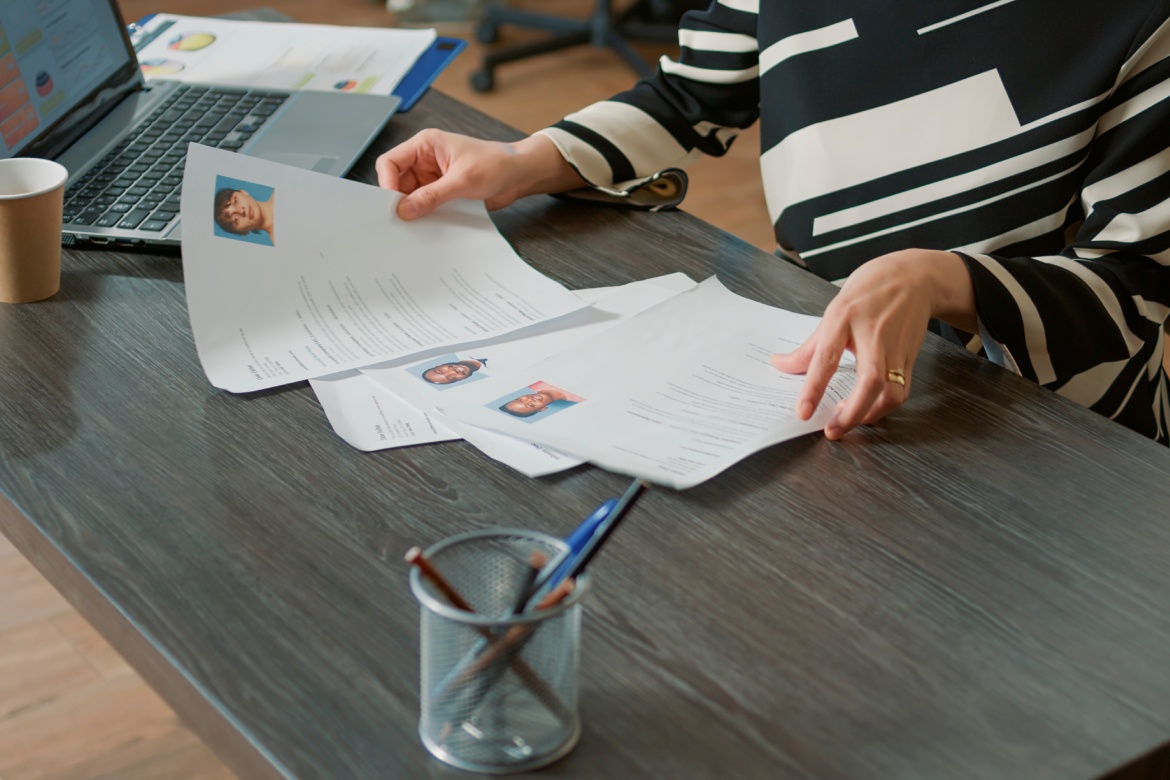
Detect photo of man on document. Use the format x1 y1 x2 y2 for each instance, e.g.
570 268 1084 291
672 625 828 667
492 381 584 422
407 353 490 387
213 176 276 246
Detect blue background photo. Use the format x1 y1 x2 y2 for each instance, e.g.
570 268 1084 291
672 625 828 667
487 386 578 424
213 175 275 246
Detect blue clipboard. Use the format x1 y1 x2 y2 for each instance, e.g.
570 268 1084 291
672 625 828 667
128 15 464 112
393 37 465 111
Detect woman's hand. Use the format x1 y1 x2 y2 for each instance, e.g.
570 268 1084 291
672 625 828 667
771 249 977 440
375 130 586 220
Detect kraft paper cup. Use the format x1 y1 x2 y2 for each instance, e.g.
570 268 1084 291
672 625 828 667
0 158 68 304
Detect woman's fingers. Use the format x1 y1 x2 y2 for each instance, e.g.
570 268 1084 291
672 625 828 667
772 327 833 421
374 130 512 219
771 328 819 374
398 175 466 220
793 322 849 421
769 250 952 439
375 130 462 214
774 319 912 436
860 384 908 427
827 349 916 437
375 136 426 191
825 361 889 439
374 131 586 220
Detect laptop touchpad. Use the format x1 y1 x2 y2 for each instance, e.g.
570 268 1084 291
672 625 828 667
256 151 339 173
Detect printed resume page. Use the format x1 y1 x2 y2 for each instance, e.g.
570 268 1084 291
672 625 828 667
436 277 857 489
356 273 697 476
310 371 458 451
180 145 585 392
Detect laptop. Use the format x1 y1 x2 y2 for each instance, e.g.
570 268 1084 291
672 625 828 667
2 0 400 249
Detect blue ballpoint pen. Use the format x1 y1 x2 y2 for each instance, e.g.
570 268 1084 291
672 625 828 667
429 497 619 723
528 497 618 600
445 480 646 723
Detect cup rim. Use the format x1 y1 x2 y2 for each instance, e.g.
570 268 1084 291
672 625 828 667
410 527 591 625
0 158 69 201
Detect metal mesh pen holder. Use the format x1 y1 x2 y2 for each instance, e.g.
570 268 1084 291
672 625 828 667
411 528 590 774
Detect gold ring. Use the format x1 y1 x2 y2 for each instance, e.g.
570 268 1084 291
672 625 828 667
886 368 906 387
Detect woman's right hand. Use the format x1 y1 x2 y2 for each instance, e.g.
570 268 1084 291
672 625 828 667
375 130 585 220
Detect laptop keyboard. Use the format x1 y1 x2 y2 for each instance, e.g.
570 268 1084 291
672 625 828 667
63 85 288 233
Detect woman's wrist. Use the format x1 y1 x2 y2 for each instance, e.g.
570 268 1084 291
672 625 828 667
507 135 587 198
930 250 978 333
892 249 978 333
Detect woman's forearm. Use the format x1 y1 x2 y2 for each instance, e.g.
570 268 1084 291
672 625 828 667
507 135 588 199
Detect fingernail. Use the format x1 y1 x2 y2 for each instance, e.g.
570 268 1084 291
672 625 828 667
398 199 418 220
797 401 812 419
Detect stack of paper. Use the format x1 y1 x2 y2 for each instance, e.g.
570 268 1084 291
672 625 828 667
181 145 855 489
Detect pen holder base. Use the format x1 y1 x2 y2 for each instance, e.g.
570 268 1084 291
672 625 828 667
420 719 581 774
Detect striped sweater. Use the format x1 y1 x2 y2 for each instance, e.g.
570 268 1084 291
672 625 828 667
537 0 1170 443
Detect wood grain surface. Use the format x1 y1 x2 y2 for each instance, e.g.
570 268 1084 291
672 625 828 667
2 89 1170 780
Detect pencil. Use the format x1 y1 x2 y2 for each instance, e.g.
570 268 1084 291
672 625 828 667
405 546 473 612
406 546 572 724
454 578 577 689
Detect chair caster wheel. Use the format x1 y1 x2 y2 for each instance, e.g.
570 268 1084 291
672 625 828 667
470 69 495 93
476 24 499 44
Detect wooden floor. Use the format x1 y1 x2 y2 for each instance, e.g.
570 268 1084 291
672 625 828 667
0 2 769 778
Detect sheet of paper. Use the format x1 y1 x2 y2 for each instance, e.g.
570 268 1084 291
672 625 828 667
307 287 602 457
359 274 697 476
436 277 858 489
307 285 615 456
310 371 458 451
180 144 586 393
133 14 435 95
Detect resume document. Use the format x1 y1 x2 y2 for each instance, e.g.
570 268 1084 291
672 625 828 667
181 147 855 488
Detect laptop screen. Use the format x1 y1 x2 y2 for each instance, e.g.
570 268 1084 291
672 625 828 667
0 0 138 159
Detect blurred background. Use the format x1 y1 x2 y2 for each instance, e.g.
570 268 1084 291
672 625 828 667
0 2 769 779
124 0 773 250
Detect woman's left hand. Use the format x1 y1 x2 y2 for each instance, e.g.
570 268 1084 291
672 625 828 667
771 249 977 440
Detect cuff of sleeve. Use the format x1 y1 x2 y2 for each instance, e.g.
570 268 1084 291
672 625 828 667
535 127 688 211
555 169 688 211
955 251 1024 377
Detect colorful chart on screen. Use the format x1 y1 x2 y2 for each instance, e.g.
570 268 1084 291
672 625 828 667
34 71 53 97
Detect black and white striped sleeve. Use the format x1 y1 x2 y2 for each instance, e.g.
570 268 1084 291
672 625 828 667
535 0 760 193
957 13 1170 442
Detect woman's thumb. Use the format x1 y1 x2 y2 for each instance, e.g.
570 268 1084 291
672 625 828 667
397 177 460 220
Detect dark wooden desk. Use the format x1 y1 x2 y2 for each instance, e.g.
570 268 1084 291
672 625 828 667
3 90 1170 780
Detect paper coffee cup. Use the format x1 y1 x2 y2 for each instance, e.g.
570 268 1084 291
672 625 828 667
0 158 68 304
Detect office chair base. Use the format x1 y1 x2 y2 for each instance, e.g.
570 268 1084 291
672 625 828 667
470 68 494 92
472 0 678 92
476 23 500 44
